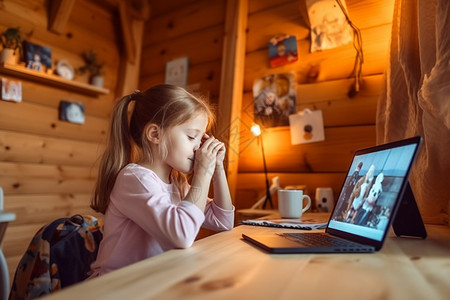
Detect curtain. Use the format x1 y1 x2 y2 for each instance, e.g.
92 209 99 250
377 0 450 225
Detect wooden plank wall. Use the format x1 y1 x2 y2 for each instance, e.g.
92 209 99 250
139 0 395 212
0 0 121 282
139 0 226 106
235 0 395 210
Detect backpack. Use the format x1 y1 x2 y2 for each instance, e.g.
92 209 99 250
9 215 103 300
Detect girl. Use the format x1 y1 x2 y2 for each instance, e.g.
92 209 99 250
89 84 235 277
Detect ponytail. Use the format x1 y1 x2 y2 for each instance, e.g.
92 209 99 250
91 91 138 213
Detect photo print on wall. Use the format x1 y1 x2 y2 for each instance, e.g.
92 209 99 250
268 35 298 68
1 77 22 102
59 100 85 124
306 0 352 52
253 73 297 128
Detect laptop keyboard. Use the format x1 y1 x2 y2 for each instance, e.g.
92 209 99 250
280 233 362 248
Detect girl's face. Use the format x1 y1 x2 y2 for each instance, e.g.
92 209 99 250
164 113 208 173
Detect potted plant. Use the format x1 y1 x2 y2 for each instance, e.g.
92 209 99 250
78 50 105 87
0 27 23 65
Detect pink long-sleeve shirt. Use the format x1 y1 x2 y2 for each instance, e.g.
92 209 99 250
90 163 235 276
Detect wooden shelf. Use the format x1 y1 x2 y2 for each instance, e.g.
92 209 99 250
0 63 109 96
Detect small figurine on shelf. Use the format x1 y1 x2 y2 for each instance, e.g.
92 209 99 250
78 50 104 87
0 27 23 65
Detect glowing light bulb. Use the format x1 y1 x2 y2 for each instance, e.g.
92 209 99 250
250 123 261 137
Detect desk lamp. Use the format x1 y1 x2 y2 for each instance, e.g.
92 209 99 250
250 123 273 209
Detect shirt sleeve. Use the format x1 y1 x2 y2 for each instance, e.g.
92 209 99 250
179 182 235 231
111 167 206 249
203 200 235 231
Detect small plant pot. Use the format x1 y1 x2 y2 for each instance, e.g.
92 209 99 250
91 75 104 88
0 49 18 64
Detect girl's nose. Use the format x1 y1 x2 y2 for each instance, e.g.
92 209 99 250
193 140 201 151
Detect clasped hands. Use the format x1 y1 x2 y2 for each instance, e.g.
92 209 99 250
193 133 225 177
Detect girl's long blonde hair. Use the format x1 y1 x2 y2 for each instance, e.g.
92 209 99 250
91 84 215 214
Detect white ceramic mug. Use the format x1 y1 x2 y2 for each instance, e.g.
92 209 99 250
278 189 311 218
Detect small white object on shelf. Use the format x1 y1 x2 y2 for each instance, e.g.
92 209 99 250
56 60 75 80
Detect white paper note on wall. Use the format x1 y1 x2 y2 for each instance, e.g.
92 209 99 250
289 109 325 145
165 57 189 87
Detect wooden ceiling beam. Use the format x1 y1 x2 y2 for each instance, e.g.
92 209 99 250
47 0 76 34
97 0 150 20
119 1 137 64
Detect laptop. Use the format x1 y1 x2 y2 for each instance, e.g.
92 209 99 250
242 136 425 254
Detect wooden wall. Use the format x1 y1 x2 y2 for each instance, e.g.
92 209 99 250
236 0 394 209
139 0 226 105
0 0 123 282
139 0 395 210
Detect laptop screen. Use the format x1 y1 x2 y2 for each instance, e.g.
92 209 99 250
328 137 421 242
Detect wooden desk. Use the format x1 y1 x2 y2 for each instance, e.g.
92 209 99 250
43 223 450 300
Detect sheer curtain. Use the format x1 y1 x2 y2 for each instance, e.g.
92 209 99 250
377 0 450 225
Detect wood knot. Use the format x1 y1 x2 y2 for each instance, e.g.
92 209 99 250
307 65 320 81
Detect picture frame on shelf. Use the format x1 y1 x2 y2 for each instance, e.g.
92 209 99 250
23 41 52 73
55 60 75 80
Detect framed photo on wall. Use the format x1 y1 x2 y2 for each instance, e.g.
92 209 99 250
1 77 22 102
59 100 85 124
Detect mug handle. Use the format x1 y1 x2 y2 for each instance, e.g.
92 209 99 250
302 195 311 213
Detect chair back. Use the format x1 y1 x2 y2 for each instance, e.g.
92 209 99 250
1 186 16 300
0 187 4 210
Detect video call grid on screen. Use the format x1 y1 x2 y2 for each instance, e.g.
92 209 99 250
329 144 417 241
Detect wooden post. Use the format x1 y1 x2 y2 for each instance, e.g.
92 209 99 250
217 0 248 203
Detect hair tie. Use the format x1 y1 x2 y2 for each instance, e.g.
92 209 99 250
127 90 140 103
